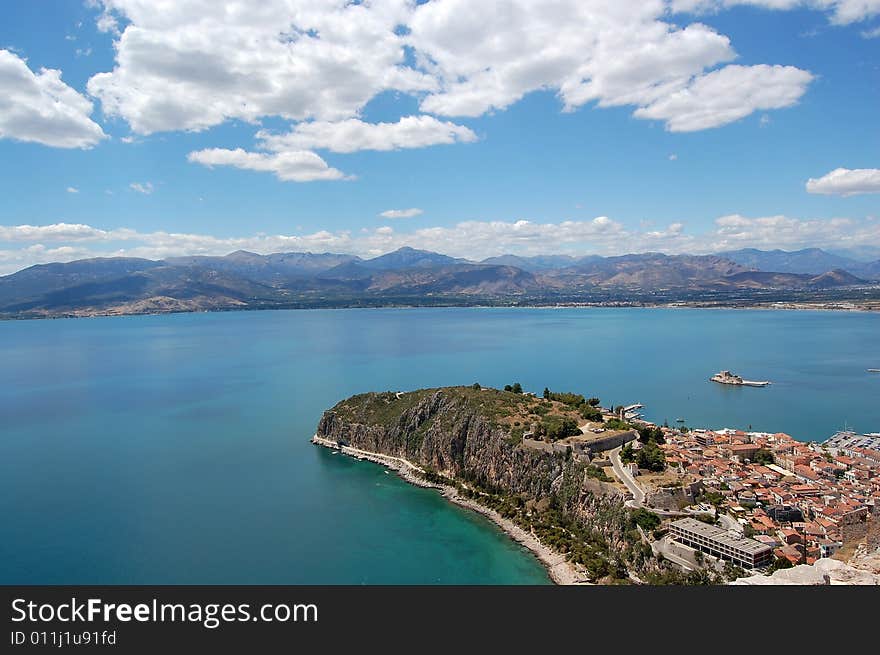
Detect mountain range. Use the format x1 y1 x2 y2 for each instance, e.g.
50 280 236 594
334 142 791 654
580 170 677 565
1 246 877 318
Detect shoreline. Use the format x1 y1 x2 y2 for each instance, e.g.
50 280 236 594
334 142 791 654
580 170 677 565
4 300 880 322
311 435 590 585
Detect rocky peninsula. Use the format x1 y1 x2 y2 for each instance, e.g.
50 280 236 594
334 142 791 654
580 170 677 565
312 385 687 585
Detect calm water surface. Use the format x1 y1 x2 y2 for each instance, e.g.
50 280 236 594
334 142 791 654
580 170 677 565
2 307 878 583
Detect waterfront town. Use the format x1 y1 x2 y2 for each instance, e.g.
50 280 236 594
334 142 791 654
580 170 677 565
614 418 880 573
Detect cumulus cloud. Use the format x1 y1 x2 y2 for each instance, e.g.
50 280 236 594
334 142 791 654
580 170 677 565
863 25 880 37
411 2 739 120
0 222 120 242
670 1 880 25
379 208 423 219
187 148 348 182
633 64 813 131
87 0 432 135
5 212 879 274
66 186 79 193
256 116 477 154
0 49 106 148
129 181 154 194
806 168 880 196
82 0 818 176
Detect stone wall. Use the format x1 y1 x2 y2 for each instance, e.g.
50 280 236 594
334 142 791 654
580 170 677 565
583 429 638 454
645 482 700 511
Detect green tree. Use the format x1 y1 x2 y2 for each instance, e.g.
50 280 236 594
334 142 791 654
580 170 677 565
579 404 602 422
630 508 661 531
543 387 551 399
752 448 774 465
537 416 581 441
636 440 666 472
471 382 481 390
637 425 665 445
723 561 745 581
620 443 635 463
605 418 632 431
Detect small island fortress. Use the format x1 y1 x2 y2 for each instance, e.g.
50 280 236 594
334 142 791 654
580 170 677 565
710 370 770 387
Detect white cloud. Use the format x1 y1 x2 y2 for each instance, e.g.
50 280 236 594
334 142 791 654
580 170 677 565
84 0 815 163
669 153 678 161
187 148 348 182
379 208 423 219
806 168 880 195
256 116 477 154
66 186 79 193
0 49 106 148
3 213 880 275
0 222 122 242
129 181 154 194
410 2 741 120
707 213 869 251
862 24 880 37
87 0 431 135
670 1 880 25
633 64 813 131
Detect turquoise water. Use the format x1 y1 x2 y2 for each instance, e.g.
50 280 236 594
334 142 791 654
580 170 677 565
2 307 879 583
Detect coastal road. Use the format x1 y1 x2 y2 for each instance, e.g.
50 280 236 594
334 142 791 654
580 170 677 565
609 446 646 506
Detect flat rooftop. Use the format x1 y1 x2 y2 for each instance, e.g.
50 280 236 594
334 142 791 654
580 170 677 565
671 518 772 555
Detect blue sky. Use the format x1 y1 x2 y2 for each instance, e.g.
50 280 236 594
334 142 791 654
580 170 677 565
0 1 878 273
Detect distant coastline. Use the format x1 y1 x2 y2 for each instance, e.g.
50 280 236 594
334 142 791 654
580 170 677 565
3 297 880 322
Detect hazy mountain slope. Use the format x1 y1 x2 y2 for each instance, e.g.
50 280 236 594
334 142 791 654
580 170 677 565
480 254 595 271
717 248 864 276
0 257 164 307
544 253 748 288
358 246 467 270
163 250 361 282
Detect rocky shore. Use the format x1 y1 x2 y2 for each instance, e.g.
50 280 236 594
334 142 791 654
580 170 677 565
312 435 589 585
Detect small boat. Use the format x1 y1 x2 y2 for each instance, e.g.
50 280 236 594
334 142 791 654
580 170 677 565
675 418 686 423
868 369 880 373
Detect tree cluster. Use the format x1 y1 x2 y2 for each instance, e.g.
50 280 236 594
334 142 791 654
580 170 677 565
534 415 581 441
542 388 603 422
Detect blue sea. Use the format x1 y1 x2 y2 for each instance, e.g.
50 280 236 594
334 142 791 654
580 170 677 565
2 307 879 584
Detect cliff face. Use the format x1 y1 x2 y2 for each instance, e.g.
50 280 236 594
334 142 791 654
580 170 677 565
316 387 664 581
318 389 562 497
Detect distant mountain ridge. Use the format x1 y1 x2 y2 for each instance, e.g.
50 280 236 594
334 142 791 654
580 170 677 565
716 247 880 278
0 247 876 318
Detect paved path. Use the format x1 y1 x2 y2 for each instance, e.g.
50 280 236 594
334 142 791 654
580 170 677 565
609 445 646 505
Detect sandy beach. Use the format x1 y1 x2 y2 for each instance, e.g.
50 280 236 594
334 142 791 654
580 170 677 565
312 435 589 585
